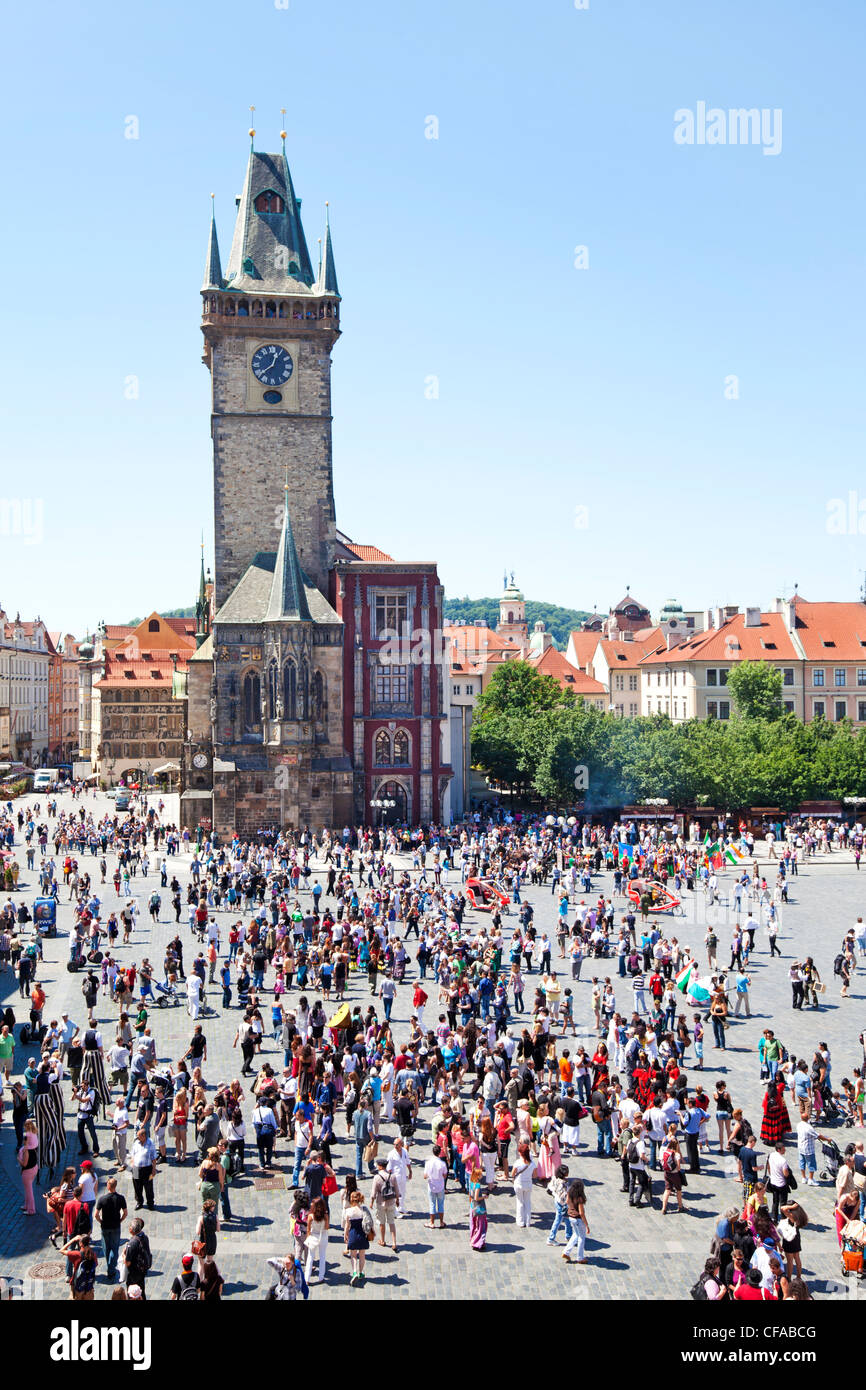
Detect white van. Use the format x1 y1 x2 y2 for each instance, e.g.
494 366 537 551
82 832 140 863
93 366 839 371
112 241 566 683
33 769 58 791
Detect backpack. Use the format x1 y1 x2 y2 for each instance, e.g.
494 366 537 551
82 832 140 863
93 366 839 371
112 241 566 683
361 1205 375 1237
662 1148 677 1173
74 1257 97 1295
690 1272 710 1301
179 1273 201 1301
626 1140 640 1165
381 1172 396 1202
74 1204 92 1237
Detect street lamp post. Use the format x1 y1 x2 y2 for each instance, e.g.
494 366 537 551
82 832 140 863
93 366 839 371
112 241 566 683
370 797 396 827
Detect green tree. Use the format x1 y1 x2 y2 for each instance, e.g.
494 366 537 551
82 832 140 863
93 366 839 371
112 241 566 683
473 661 572 725
726 661 784 721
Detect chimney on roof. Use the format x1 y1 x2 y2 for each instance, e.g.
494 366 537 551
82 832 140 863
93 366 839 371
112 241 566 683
622 630 634 643
744 606 762 628
667 632 683 650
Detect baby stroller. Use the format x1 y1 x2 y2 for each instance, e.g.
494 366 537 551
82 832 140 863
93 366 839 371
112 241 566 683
819 1138 843 1182
154 979 180 1008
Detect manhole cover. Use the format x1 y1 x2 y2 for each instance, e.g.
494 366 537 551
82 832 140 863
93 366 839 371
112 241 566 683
28 1261 65 1281
253 1176 285 1191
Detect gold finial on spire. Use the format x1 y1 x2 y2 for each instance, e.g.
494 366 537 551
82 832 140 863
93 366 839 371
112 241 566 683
284 462 289 495
249 105 256 144
280 107 287 142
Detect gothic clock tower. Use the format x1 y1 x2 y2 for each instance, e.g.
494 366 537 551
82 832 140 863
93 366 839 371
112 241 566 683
201 127 341 605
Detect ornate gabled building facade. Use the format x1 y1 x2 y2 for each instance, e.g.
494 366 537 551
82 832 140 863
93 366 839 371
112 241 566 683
184 130 451 836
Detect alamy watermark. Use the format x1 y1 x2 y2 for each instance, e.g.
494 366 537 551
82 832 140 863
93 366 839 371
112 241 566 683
826 491 866 535
674 103 782 157
0 498 43 545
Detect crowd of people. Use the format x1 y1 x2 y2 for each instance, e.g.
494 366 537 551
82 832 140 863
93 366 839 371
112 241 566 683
0 787 864 1300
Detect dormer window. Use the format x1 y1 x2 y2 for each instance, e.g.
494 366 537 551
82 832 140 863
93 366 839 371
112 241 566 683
254 191 285 214
148 619 160 633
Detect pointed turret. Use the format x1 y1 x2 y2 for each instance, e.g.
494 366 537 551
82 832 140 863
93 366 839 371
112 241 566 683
266 488 312 622
202 200 224 291
315 203 340 297
224 138 315 293
195 543 211 647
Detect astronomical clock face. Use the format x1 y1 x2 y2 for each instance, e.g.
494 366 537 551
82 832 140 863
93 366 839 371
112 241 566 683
192 753 208 769
251 344 294 386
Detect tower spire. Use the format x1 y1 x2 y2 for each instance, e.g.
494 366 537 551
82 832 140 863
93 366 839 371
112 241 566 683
195 534 211 647
202 194 223 291
266 486 312 622
225 136 315 290
316 201 340 296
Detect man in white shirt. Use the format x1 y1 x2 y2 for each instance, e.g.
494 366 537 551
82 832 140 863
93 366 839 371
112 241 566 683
386 1136 412 1217
750 1236 778 1289
112 1098 130 1169
423 1148 448 1229
643 1102 667 1171
186 972 202 1020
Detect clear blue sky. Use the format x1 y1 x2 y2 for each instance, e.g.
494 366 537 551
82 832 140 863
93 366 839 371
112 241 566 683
3 0 865 635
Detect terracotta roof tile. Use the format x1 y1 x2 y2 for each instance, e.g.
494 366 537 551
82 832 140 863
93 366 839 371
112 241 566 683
639 612 799 665
791 599 866 661
345 544 395 563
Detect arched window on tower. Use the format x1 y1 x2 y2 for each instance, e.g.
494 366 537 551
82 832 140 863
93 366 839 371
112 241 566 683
242 671 261 734
299 661 309 720
267 659 278 720
265 301 276 319
283 662 297 721
374 730 390 766
393 729 410 765
238 300 249 317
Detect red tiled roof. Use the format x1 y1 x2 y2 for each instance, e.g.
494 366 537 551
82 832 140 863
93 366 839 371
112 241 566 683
639 612 799 666
345 544 395 563
595 628 664 664
446 625 522 656
164 617 197 638
566 631 603 670
791 599 866 661
528 646 607 694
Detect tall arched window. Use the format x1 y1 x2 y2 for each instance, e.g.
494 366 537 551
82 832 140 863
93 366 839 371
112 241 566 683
267 660 278 719
283 662 296 720
393 729 410 765
374 730 390 765
299 661 309 720
242 671 260 732
312 670 325 723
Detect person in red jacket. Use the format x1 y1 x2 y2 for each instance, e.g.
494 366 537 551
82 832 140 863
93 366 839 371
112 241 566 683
412 983 428 1028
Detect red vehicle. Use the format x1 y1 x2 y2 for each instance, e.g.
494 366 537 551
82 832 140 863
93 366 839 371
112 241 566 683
465 878 511 913
626 878 681 915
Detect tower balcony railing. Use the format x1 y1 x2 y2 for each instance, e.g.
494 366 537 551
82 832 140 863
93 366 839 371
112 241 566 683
202 294 339 328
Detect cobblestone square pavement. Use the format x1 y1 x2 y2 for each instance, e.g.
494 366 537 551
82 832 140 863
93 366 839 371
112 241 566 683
2 791 864 1301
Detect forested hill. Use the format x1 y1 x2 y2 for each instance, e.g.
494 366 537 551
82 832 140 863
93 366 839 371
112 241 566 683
443 598 593 649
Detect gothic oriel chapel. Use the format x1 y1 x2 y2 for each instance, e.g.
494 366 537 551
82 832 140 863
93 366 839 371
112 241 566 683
183 129 452 836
